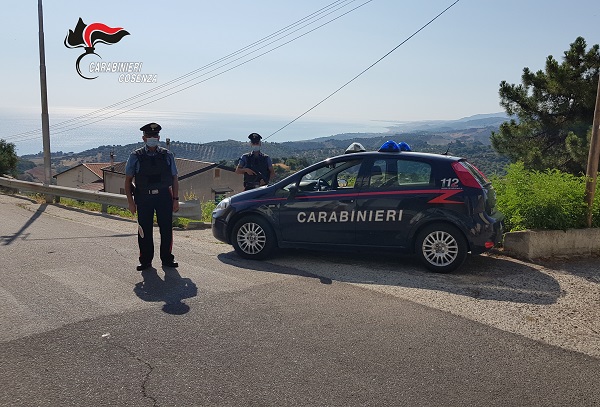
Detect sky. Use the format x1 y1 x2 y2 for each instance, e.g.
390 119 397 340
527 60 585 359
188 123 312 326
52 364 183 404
0 0 599 154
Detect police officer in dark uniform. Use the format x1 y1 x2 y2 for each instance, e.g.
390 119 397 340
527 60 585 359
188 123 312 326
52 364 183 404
125 123 179 271
235 133 275 191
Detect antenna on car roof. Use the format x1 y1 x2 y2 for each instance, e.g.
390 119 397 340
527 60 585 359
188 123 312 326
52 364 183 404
442 144 451 155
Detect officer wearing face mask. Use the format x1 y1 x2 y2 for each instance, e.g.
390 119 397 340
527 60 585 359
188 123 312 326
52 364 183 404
124 123 179 271
235 132 275 191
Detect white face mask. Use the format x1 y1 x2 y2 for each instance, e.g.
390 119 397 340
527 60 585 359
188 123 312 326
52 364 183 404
252 145 260 152
145 137 159 147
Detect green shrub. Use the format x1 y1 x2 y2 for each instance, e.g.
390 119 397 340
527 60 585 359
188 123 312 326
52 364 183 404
491 162 600 231
172 217 191 228
106 206 135 218
55 198 135 219
201 200 216 223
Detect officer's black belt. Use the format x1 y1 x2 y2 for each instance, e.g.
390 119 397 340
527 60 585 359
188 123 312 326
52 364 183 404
139 188 168 195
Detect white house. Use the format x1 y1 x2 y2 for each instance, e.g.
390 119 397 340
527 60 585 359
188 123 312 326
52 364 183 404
54 163 109 191
102 158 244 202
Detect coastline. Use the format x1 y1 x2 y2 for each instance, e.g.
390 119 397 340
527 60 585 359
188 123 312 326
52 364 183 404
1 107 390 157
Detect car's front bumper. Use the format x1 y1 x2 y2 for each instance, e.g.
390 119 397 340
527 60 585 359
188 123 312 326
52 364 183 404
211 215 230 244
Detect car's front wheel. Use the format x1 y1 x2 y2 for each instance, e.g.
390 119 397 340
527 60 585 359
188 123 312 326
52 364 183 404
415 223 467 273
231 215 276 260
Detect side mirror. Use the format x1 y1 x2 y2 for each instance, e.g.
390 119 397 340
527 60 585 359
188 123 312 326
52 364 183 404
288 185 298 199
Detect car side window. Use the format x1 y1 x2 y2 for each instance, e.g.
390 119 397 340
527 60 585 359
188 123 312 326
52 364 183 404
298 159 362 192
368 158 432 189
396 159 432 186
368 159 388 188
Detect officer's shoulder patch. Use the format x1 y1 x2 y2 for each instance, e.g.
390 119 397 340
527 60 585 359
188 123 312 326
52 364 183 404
134 147 145 156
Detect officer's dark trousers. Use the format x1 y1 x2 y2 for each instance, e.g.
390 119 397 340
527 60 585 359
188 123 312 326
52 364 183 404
135 191 175 265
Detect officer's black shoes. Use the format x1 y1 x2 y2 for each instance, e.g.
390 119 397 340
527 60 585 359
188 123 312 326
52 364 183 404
136 263 152 271
138 261 177 270
162 261 179 268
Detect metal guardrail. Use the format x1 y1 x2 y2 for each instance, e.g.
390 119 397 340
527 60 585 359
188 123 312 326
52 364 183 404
0 177 201 220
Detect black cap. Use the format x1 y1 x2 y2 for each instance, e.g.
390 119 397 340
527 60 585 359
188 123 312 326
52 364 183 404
248 132 262 143
140 122 161 136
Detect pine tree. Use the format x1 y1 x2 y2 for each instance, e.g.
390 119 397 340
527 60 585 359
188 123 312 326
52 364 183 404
491 37 600 174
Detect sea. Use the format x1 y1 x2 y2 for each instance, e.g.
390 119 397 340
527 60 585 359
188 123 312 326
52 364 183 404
1 107 393 157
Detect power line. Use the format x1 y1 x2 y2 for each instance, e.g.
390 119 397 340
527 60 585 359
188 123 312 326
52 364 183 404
265 0 461 140
14 0 374 141
9 0 461 147
9 0 356 138
5 0 366 142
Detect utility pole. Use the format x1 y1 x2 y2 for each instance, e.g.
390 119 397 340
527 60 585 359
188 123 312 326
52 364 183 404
38 0 52 201
584 73 600 227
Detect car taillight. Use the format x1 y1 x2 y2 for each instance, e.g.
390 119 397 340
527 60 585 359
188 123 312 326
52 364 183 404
451 162 481 189
471 165 490 183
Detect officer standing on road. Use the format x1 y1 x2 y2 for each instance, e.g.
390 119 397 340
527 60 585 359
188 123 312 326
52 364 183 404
235 132 275 191
124 123 180 271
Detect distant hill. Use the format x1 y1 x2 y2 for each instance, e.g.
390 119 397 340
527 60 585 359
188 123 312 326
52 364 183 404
379 112 509 134
310 113 509 144
19 113 511 179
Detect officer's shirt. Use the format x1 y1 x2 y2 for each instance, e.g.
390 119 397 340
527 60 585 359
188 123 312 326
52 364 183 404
125 145 178 177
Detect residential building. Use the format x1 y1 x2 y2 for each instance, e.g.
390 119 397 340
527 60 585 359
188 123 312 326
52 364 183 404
54 163 109 191
102 158 243 202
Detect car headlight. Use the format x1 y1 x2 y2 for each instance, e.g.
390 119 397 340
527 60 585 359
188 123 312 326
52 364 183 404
214 197 231 212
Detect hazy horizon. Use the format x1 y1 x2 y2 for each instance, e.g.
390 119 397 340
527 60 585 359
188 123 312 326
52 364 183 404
3 1 594 157
1 107 394 156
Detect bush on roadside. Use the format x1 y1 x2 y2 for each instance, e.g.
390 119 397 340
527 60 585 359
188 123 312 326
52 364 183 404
491 162 600 232
201 200 216 223
172 217 190 228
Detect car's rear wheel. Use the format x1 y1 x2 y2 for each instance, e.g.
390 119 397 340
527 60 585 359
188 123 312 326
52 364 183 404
415 223 467 273
231 215 276 260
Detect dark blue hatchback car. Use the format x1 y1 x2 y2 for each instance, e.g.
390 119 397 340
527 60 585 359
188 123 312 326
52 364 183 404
212 142 503 273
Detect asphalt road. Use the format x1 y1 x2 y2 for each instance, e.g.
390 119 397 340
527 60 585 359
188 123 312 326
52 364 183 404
0 193 599 407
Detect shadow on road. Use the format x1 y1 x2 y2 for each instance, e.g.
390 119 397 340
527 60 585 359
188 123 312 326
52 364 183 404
1 196 136 244
1 203 47 245
218 249 562 305
218 252 333 285
134 268 198 315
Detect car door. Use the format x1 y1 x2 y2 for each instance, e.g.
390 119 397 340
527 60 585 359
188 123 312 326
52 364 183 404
355 156 434 249
278 158 364 244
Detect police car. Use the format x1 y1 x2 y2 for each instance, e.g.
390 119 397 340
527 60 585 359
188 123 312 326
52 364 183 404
212 141 504 273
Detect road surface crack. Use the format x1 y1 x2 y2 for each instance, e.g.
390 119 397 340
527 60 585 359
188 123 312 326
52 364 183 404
104 337 158 406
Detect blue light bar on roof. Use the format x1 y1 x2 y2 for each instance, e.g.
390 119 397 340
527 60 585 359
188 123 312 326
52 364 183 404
379 140 412 152
398 141 411 151
379 140 399 152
